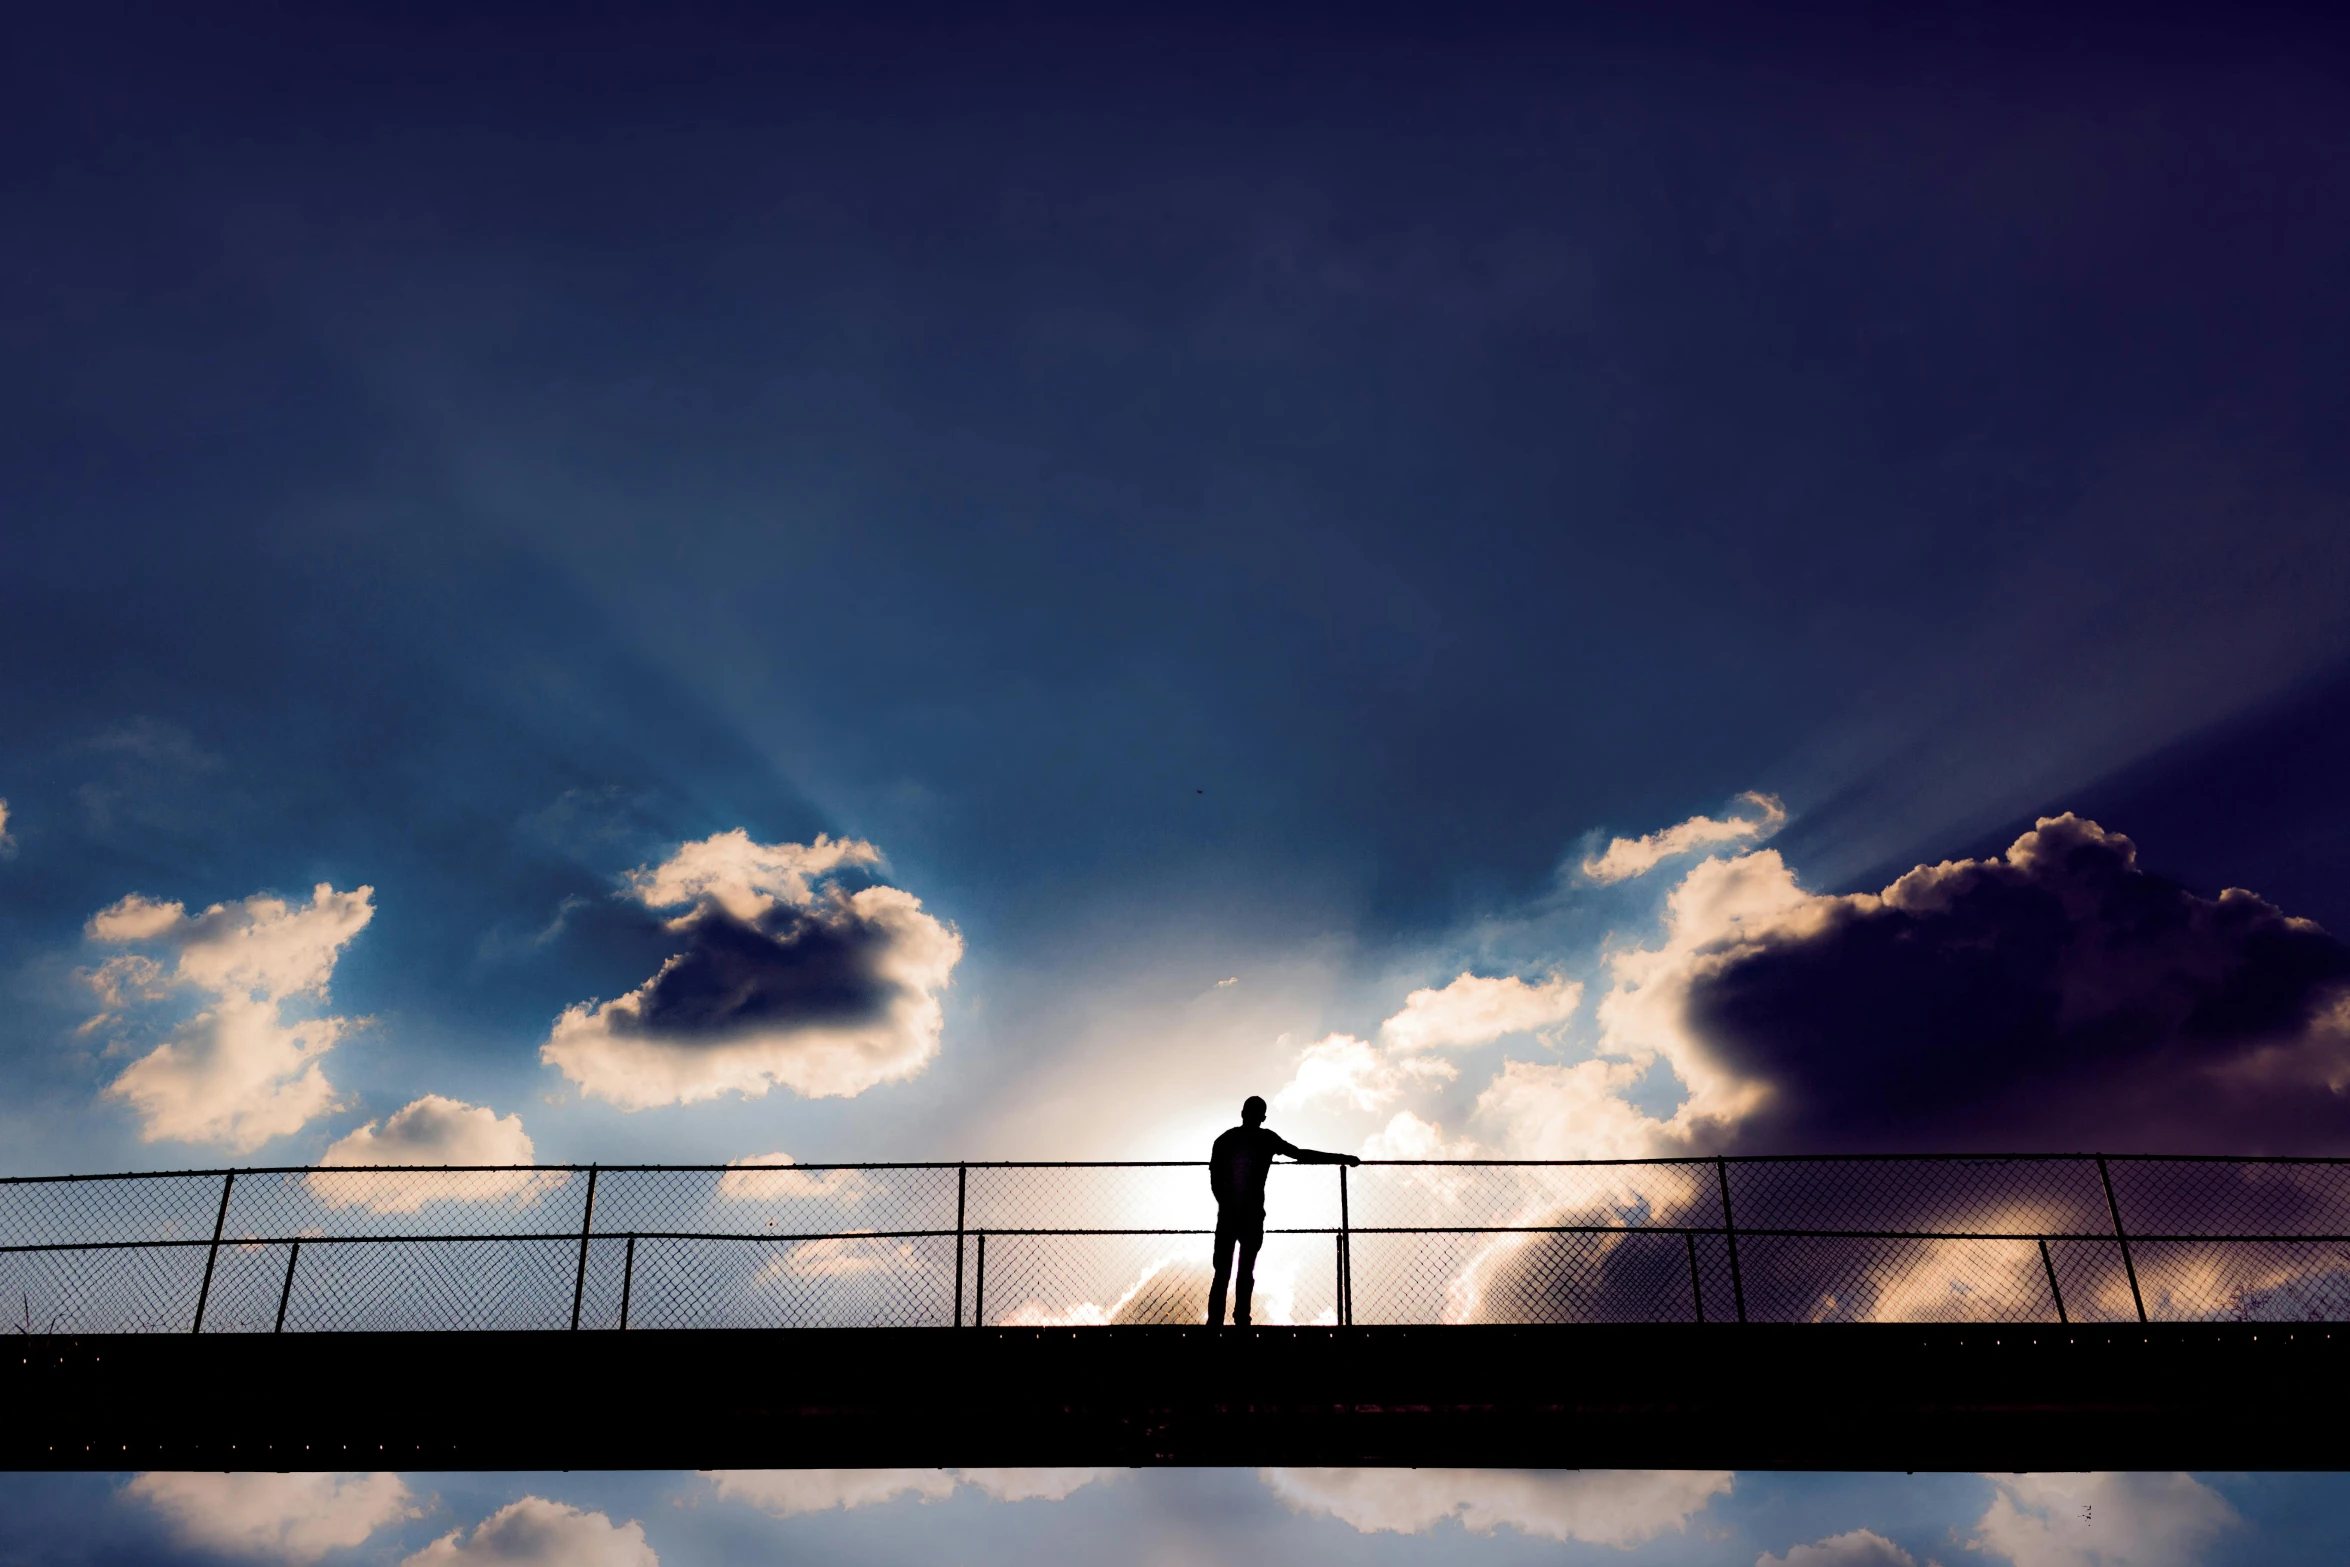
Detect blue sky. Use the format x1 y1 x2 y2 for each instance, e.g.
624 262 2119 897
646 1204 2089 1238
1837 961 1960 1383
7 4 2350 1563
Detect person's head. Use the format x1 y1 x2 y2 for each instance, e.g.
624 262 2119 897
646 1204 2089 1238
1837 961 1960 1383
1241 1095 1267 1126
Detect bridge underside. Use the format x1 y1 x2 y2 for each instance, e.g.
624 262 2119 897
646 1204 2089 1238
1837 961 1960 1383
9 1323 2345 1472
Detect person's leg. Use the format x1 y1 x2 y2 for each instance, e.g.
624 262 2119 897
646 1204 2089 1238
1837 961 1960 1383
1232 1218 1265 1325
1206 1214 1236 1325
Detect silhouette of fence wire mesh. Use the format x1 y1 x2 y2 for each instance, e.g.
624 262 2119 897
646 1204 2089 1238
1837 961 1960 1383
619 1233 959 1330
0 1243 205 1334
229 1168 586 1238
1350 1160 1722 1232
1723 1158 2112 1237
0 1174 223 1248
2106 1157 2350 1235
8 1156 2350 1332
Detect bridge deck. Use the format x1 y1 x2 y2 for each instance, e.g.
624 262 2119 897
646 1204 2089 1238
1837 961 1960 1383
9 1322 2345 1472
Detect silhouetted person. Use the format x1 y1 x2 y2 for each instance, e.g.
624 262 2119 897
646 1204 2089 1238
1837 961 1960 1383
1207 1095 1359 1326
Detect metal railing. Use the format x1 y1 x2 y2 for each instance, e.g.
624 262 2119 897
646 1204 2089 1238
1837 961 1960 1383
7 1154 2350 1333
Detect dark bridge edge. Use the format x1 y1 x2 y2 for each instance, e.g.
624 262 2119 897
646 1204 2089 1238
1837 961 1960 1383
9 1322 2346 1473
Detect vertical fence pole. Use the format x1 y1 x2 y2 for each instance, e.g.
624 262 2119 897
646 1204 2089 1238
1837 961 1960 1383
274 1239 300 1334
191 1170 235 1335
974 1231 987 1329
1686 1230 1706 1324
953 1164 968 1328
619 1235 636 1331
1337 1163 1353 1327
570 1164 599 1331
1714 1157 1747 1324
2096 1155 2148 1324
2038 1237 2067 1325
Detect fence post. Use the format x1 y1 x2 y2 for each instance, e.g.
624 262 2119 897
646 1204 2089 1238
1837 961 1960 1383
974 1231 986 1329
1685 1230 1706 1324
191 1170 235 1334
953 1164 968 1328
2038 1237 2067 1325
2096 1155 2148 1324
274 1239 300 1334
1715 1157 1747 1324
619 1235 636 1331
570 1164 599 1331
1337 1163 1353 1327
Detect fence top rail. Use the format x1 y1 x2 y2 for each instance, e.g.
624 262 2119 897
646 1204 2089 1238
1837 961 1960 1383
7 1151 2350 1185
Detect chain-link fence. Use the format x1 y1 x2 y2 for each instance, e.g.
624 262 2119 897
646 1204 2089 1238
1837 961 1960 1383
7 1155 2350 1333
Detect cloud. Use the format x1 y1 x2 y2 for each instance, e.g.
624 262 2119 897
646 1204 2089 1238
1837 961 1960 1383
1474 815 2350 1159
1360 1109 1481 1161
312 1095 541 1213
1271 971 1575 1119
708 1470 956 1517
1444 816 2350 1323
625 828 881 923
1676 815 2350 1152
708 1469 1117 1517
718 1150 868 1201
1761 1529 1919 1567
0 797 14 857
125 1472 415 1563
323 1095 536 1166
404 1497 657 1567
1583 791 1787 883
1261 1468 1730 1546
1269 973 1576 1126
763 1235 922 1279
87 883 375 1150
1000 1254 1215 1326
1471 1056 1668 1160
541 831 962 1109
1272 1033 1457 1114
1969 1473 2236 1567
955 1469 1120 1502
1379 972 1583 1052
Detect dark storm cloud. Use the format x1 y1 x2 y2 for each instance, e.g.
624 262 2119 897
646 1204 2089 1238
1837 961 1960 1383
540 832 963 1108
614 907 896 1038
1463 817 2350 1322
1688 815 2350 1153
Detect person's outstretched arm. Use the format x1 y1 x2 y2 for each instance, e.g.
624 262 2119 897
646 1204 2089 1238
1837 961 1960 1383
1271 1134 1360 1167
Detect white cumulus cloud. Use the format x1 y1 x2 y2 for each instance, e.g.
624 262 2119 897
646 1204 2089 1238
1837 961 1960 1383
542 831 962 1109
706 1468 1114 1516
954 1469 1119 1502
404 1497 656 1567
1468 844 1823 1160
125 1472 415 1563
1583 791 1787 883
1761 1528 1919 1567
0 796 15 856
1267 974 1578 1131
1380 971 1583 1052
707 1470 958 1516
88 882 375 1151
1262 1468 1730 1546
718 1150 867 1201
1969 1473 2236 1567
1360 1109 1481 1161
1272 1033 1458 1114
313 1095 542 1213
625 829 881 923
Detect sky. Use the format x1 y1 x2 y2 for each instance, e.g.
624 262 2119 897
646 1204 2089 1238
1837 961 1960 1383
7 3 2350 1564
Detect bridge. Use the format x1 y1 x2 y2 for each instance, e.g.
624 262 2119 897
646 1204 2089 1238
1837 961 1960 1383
7 1153 2349 1470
